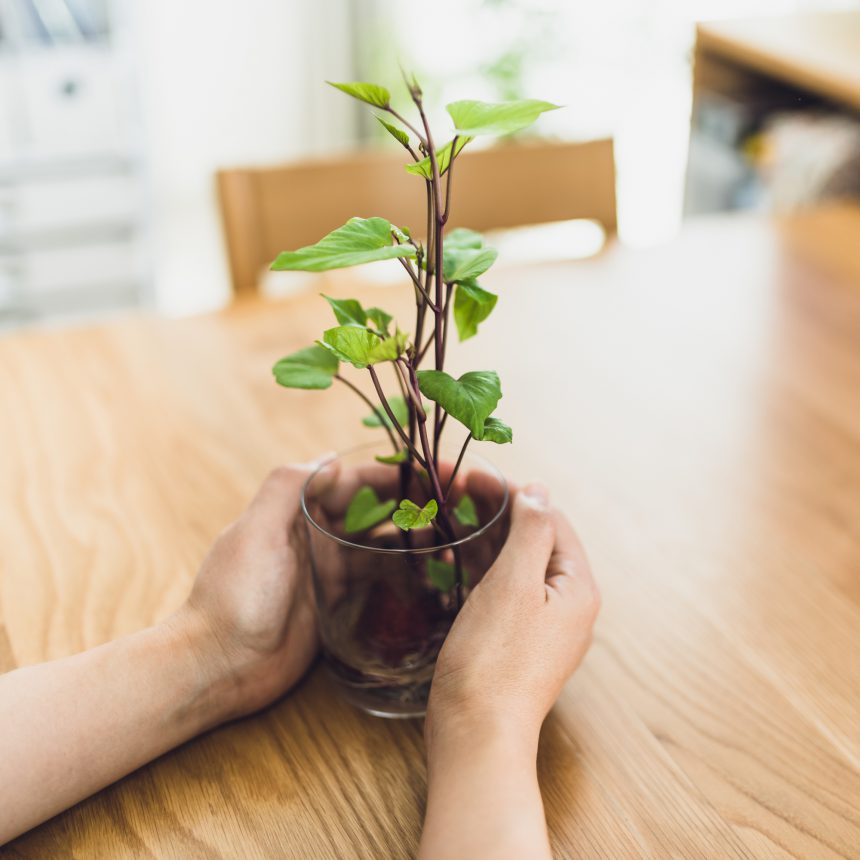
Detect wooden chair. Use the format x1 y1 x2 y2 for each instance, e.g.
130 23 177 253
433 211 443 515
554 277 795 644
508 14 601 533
217 138 616 297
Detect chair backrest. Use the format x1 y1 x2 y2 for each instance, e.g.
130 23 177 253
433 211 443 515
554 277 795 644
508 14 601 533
217 138 616 296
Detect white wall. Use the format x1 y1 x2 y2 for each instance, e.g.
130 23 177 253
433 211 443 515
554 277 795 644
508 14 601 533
121 0 359 314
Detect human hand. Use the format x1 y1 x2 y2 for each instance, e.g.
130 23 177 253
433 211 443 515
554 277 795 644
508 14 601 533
166 464 330 724
425 484 600 749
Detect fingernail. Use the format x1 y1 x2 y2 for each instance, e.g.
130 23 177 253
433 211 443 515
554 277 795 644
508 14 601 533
522 483 549 508
309 451 336 468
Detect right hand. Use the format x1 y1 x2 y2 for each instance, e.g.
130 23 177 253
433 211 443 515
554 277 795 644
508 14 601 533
426 483 600 747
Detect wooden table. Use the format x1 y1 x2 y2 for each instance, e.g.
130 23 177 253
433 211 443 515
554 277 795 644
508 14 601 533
2 207 860 858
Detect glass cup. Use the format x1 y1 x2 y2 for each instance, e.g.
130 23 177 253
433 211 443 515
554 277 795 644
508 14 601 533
301 442 509 718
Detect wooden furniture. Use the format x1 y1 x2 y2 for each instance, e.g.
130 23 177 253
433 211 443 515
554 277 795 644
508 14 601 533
694 11 860 112
2 205 860 858
687 11 860 215
217 138 616 296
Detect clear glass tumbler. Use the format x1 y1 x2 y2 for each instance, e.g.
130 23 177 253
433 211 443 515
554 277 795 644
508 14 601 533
301 442 509 718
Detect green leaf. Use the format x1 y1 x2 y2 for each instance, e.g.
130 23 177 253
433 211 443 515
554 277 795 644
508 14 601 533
427 558 456 591
344 486 397 534
446 99 560 136
272 345 339 390
479 416 513 444
417 370 502 438
320 327 408 368
363 395 409 428
446 228 485 250
375 449 408 465
453 494 479 527
392 498 438 531
377 116 409 147
272 217 416 272
443 246 498 283
327 81 390 108
405 136 472 178
454 280 498 341
427 558 469 591
365 307 392 335
322 295 366 327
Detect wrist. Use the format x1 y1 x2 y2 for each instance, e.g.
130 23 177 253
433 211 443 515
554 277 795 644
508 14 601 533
425 704 541 767
155 607 243 730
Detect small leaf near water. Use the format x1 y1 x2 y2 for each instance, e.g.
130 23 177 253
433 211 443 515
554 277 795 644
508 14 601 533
427 558 469 591
446 99 560 137
417 370 502 439
453 494 479 527
454 280 497 341
272 217 415 273
344 486 397 534
363 395 410 428
392 498 438 531
272 345 339 390
327 81 390 108
405 136 472 179
479 416 513 444
427 558 455 591
375 450 408 465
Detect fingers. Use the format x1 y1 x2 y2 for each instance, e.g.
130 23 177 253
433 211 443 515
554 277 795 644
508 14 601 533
545 511 601 621
483 483 556 588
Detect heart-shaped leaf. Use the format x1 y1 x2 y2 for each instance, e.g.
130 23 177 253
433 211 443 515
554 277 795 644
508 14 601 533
366 307 393 334
327 81 390 108
272 345 338 390
454 280 497 341
443 246 498 283
405 136 472 178
479 416 513 444
320 327 408 368
363 395 410 428
417 370 502 438
453 494 479 527
344 486 397 534
427 558 469 591
446 228 485 250
322 295 366 327
375 449 408 465
427 557 456 591
377 116 409 147
392 498 438 531
272 217 415 272
446 99 560 136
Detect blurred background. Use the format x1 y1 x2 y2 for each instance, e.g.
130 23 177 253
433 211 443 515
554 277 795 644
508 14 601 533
1 0 859 327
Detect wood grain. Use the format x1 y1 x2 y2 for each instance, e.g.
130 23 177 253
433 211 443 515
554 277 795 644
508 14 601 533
2 207 860 857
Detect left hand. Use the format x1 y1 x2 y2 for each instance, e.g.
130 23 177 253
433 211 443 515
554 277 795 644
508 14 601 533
168 463 332 723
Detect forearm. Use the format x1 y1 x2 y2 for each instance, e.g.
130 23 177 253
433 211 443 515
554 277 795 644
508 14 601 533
419 717 551 860
0 610 228 844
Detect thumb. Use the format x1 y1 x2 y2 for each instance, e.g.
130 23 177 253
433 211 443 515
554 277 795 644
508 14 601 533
485 483 556 587
247 455 338 533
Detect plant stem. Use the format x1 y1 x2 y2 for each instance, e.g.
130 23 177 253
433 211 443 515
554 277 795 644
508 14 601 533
367 365 428 469
386 107 427 147
416 99 447 465
395 360 425 417
441 136 459 224
398 258 437 309
335 374 398 452
444 432 472 500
